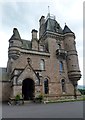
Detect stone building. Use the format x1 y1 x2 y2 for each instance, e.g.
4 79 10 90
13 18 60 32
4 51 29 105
0 14 81 101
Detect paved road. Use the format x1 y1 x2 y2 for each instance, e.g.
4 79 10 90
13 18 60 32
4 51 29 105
2 101 84 118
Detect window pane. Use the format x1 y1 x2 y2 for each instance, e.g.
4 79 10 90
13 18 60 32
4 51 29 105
58 44 61 49
61 79 66 92
40 45 44 51
40 59 45 70
44 79 49 94
57 43 61 49
60 61 63 71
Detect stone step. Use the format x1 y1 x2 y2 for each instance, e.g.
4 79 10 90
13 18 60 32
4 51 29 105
24 100 33 104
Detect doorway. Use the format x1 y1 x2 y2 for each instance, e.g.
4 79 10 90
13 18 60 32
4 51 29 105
22 78 35 100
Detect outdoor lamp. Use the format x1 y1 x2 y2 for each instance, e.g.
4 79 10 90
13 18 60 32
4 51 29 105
27 57 31 64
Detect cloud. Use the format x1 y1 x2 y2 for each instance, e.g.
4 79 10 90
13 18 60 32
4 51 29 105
2 2 27 28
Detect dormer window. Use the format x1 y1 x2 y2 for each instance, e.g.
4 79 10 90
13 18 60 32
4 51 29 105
40 45 44 51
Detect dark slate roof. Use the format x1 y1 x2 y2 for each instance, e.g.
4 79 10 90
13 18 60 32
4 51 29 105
9 28 21 40
45 18 63 34
22 39 32 50
63 25 73 34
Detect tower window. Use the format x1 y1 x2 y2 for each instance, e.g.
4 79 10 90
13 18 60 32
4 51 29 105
44 78 49 94
57 43 61 49
61 79 66 93
9 41 14 47
56 43 61 49
60 61 64 72
40 59 45 70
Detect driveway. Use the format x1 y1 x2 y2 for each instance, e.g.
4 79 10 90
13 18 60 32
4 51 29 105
2 101 84 118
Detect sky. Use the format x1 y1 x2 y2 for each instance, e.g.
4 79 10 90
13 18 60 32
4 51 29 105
0 0 84 85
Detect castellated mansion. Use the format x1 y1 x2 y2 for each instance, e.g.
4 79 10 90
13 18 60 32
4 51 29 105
0 14 81 101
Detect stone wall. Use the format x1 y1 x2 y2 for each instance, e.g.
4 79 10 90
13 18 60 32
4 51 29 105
4 15 81 101
2 82 12 102
0 82 2 102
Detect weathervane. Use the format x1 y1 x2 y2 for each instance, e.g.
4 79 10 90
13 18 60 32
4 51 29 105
48 6 50 17
48 6 50 14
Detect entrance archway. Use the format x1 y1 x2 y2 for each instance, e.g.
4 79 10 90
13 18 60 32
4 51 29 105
22 78 35 100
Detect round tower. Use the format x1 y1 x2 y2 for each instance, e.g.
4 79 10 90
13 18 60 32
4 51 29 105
8 28 22 60
63 25 81 87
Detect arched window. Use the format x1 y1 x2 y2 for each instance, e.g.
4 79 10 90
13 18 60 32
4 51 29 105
61 79 66 93
56 42 61 49
58 43 61 49
44 78 49 94
40 45 44 51
60 61 64 72
40 59 45 70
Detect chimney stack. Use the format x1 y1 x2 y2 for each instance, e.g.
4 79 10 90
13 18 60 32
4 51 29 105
31 29 38 40
39 16 45 26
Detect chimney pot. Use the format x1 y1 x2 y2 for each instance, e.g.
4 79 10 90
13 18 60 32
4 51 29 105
31 29 38 39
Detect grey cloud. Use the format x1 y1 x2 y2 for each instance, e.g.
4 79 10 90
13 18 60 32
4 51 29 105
1 2 50 36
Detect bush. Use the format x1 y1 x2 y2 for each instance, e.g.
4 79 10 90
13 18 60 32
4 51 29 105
78 89 85 95
15 94 20 101
38 94 44 101
35 93 44 102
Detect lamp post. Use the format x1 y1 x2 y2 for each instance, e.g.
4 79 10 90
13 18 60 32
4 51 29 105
27 57 31 64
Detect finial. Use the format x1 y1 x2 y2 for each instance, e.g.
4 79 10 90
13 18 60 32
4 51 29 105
48 6 50 14
48 6 50 17
65 22 66 25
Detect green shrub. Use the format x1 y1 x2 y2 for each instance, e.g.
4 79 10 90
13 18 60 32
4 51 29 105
15 94 20 101
78 89 85 95
38 94 44 100
35 93 44 102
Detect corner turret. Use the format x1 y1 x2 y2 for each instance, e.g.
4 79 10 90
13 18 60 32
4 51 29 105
8 28 22 60
63 24 81 86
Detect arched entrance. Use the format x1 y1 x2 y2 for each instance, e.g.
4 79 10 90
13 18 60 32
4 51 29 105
22 78 35 100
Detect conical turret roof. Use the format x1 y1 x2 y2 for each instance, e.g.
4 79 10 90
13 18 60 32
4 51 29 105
9 28 21 40
63 24 73 34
